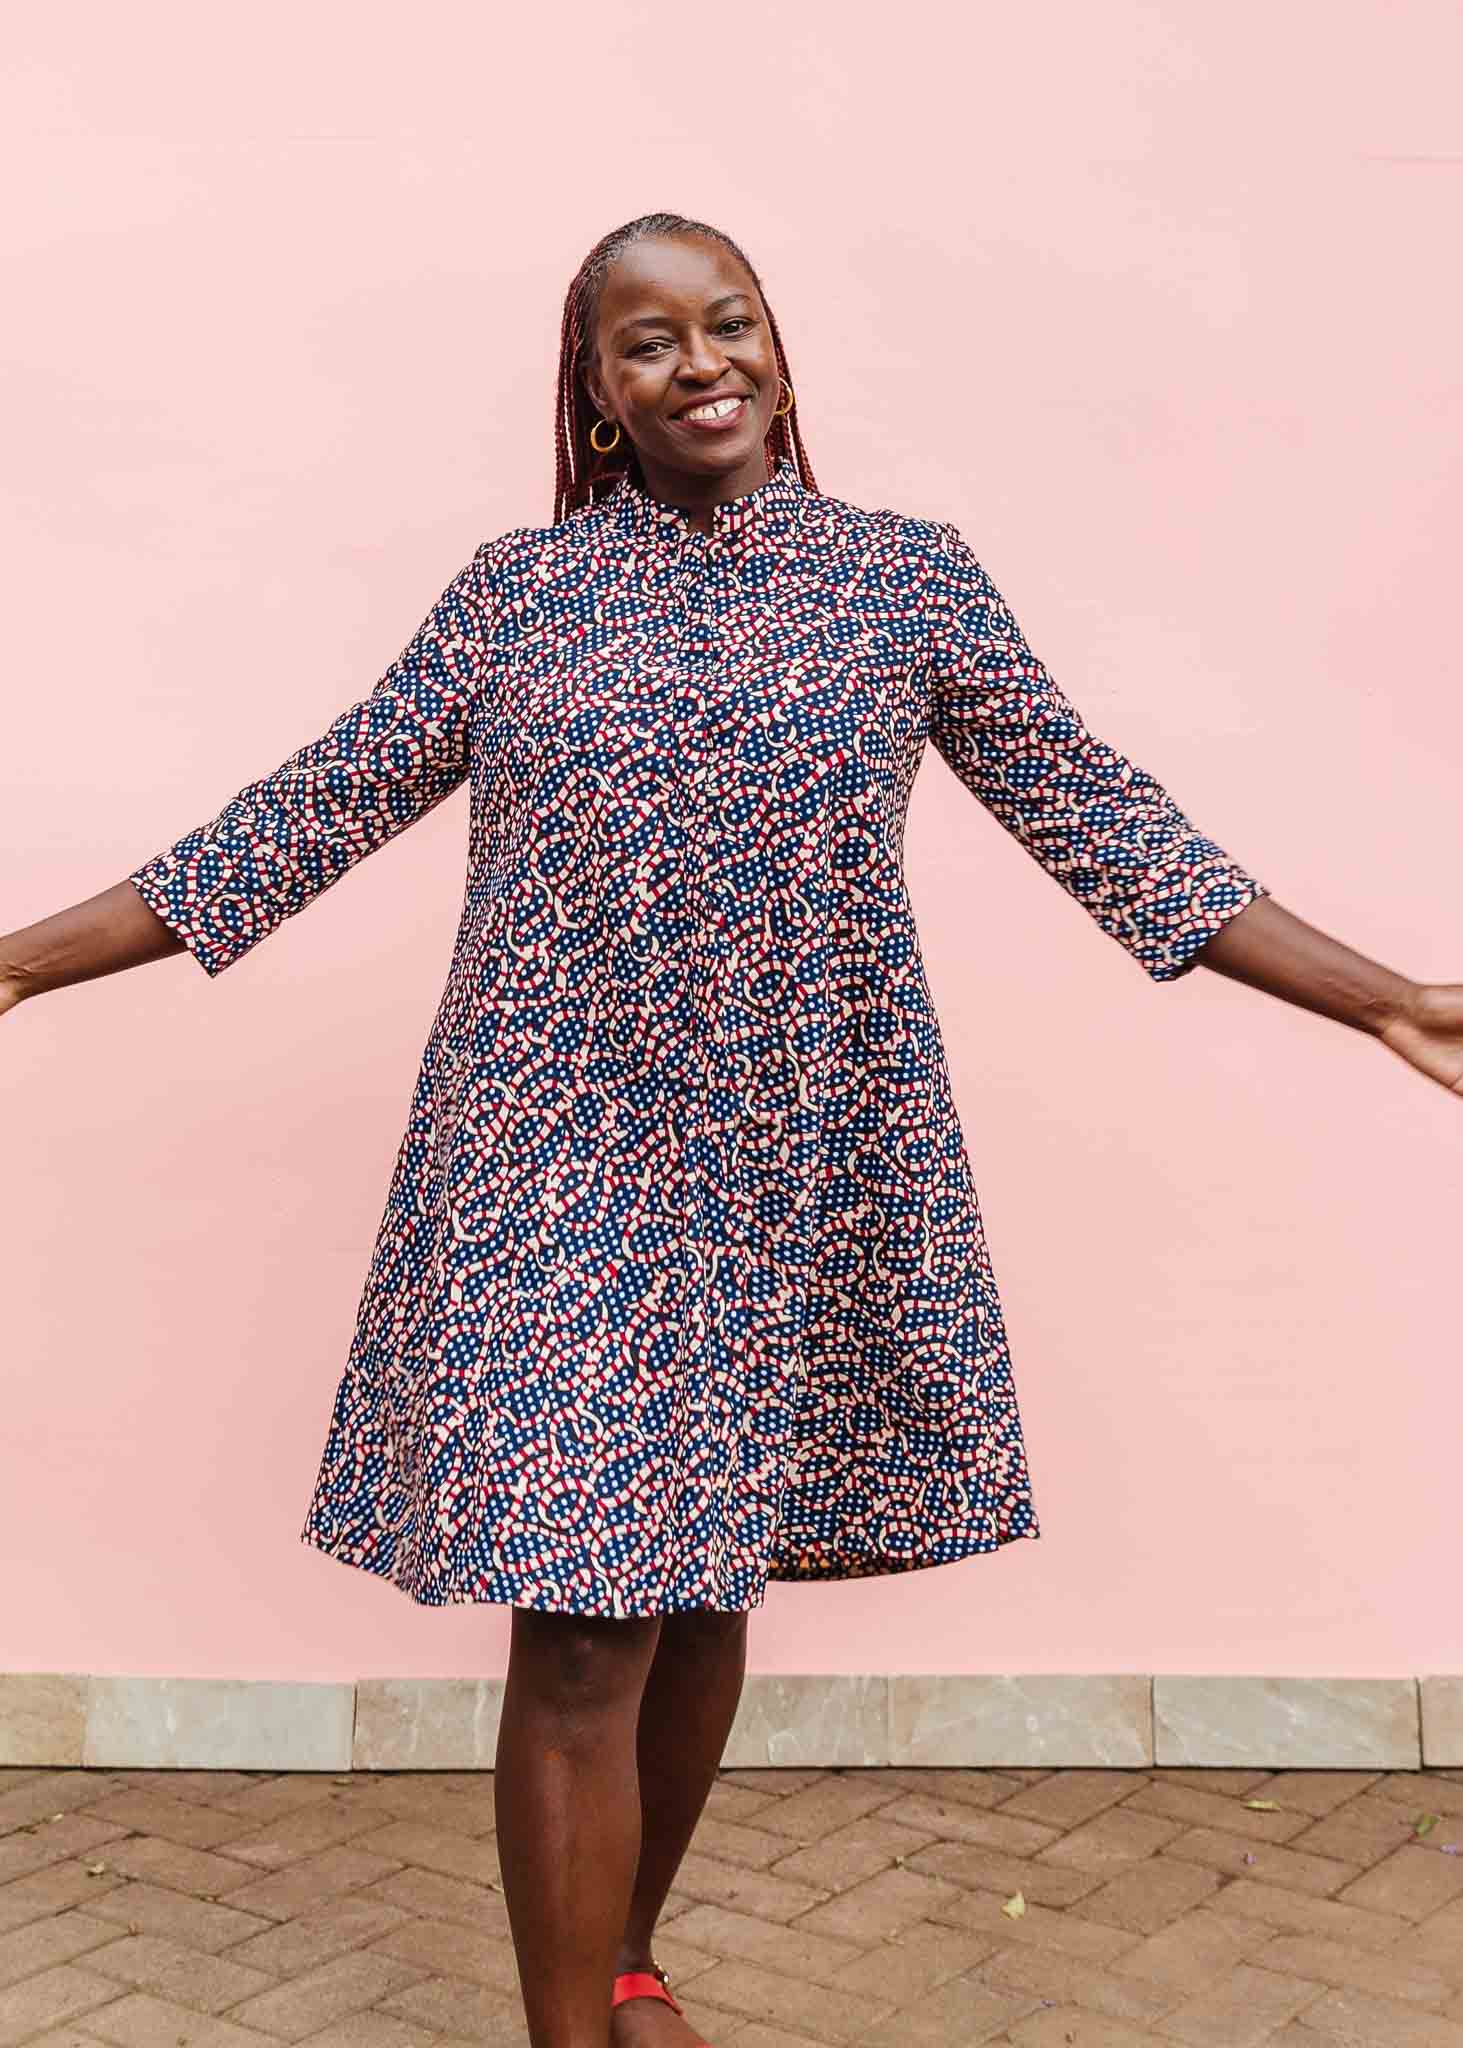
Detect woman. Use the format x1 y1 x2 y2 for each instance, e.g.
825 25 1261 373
3 210 1459 2048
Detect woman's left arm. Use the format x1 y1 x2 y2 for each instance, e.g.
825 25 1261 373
1195 896 1463 1097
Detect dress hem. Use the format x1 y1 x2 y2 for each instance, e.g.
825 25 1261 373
298 1518 1041 1617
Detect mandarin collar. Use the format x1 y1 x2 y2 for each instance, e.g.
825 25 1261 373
603 454 807 564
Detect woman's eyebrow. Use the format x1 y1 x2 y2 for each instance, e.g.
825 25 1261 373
616 292 753 338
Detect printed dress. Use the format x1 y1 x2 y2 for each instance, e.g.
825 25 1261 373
129 456 1268 1616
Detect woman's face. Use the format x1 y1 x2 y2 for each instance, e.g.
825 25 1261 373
581 233 781 503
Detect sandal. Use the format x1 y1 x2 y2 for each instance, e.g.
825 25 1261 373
611 1960 708 2042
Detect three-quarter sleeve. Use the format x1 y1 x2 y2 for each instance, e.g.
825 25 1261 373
129 537 509 978
920 518 1269 982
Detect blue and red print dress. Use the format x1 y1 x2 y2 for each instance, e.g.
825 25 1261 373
129 456 1267 1616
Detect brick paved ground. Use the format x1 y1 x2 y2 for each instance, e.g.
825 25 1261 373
5 1762 1463 2044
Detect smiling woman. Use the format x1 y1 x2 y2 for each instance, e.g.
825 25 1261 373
3 207 1455 2048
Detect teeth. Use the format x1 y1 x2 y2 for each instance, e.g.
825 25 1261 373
682 396 743 421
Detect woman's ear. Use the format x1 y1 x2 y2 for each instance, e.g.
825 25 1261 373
580 359 607 419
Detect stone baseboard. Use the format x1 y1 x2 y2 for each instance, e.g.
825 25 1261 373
3 1673 1460 1772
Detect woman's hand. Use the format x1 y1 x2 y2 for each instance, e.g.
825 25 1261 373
0 969 26 1018
1379 983 1463 1096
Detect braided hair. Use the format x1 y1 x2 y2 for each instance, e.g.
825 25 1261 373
553 212 818 524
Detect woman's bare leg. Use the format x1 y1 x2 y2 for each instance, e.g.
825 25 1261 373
495 1607 663 2048
611 1607 750 2034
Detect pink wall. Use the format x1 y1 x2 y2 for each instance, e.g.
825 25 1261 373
4 1 1460 1683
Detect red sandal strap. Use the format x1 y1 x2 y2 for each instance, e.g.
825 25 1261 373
611 1969 684 2016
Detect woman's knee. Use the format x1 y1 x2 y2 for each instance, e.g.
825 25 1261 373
505 1608 662 1720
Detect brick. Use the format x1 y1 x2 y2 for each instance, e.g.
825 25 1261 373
95 1839 255 1900
1259 1771 1387 1818
76 1990 275 2047
659 1851 828 1921
1036 1805 1189 1876
686 1818 795 1871
877 1990 1063 2048
826 1918 999 2004
0 1817 127 1885
994 1771 1151 1831
971 1939 1176 2026
791 1864 963 1945
358 1863 501 1927
1160 1825 1361 1894
1336 1843 1463 1921
1289 1984 1463 2043
223 1893 415 1977
867 1767 1010 1809
0 1864 128 1934
349 1780 498 1838
347 1820 499 1887
931 1886 1142 1966
1149 1957 1326 2043
83 1881 272 1953
378 1974 524 2043
1066 1854 1223 1935
286 2016 440 2048
82 1932 276 2010
1122 1780 1311 1842
702 1783 780 1825
1106 1906 1272 1991
663 1904 864 1987
0 1773 128 1831
1004 2007 1161 2045
210 1845 402 1921
1193 1877 1410 1950
876 1791 1062 1858
226 1949 426 2040
768 1816 936 1893
1249 1929 1456 2005
107 1773 261 1809
0 1910 120 1988
907 1836 1107 1908
198 1778 355 1826
751 1778 898 1844
687 1957 893 2042
366 1916 520 1996
80 1794 256 1852
206 1795 389 1872
0 1964 121 2047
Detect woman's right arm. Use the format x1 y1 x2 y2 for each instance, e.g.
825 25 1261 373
2 530 520 1018
0 880 184 1014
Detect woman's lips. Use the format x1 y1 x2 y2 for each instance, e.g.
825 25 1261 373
672 394 751 432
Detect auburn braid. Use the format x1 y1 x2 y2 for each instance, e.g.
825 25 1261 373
552 212 818 525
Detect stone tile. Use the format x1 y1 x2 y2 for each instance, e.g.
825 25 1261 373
1154 1677 1420 1769
724 1678 888 1769
0 1964 120 2047
1423 1680 1463 1768
0 1678 89 1769
85 1681 354 1773
352 1681 502 1772
890 1676 1151 1769
227 1949 427 2040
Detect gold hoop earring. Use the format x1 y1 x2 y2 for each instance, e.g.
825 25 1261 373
589 416 622 453
773 376 795 417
